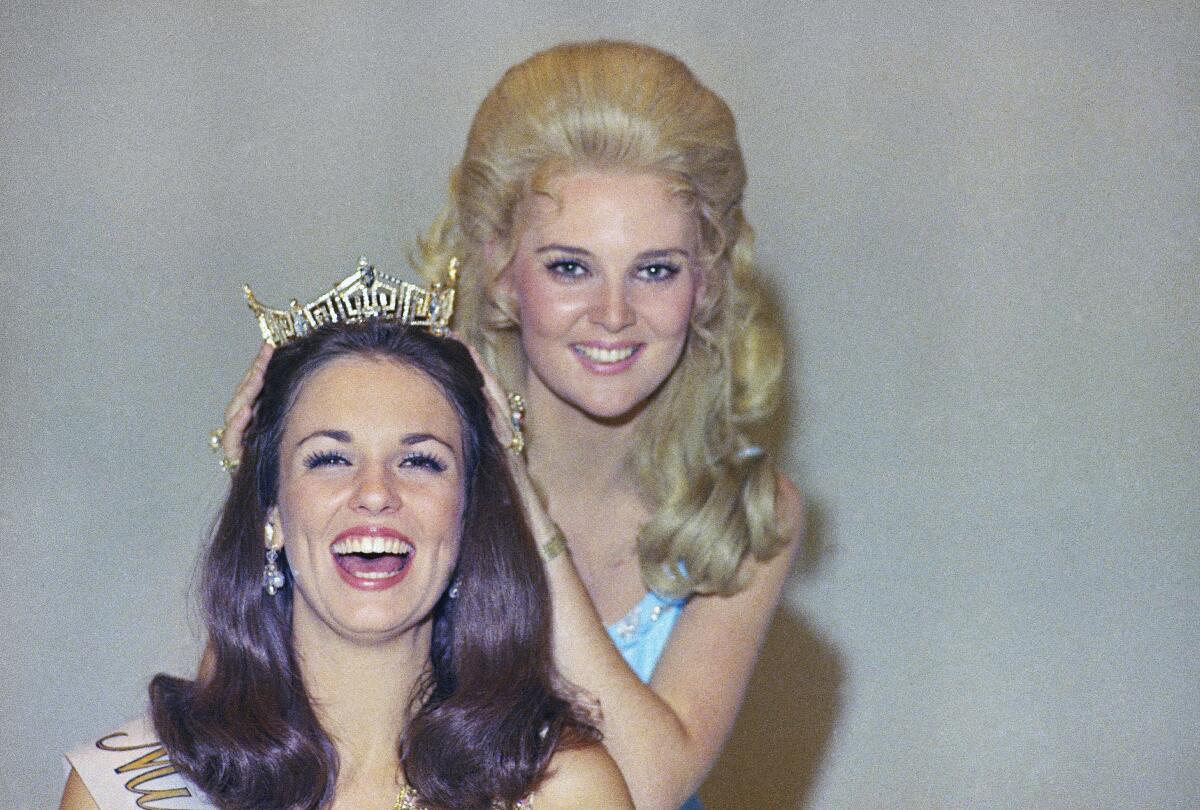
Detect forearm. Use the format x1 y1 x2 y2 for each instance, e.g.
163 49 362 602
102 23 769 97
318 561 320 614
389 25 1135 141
543 554 715 810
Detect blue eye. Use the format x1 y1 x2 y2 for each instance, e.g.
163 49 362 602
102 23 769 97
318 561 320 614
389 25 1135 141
545 259 587 280
636 262 681 282
401 452 447 473
303 450 349 469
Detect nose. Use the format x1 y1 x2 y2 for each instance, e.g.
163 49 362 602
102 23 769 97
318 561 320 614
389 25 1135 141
590 276 635 332
350 463 400 514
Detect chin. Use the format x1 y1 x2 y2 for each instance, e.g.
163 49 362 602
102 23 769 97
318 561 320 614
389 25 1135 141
338 619 417 644
332 605 420 637
568 390 656 422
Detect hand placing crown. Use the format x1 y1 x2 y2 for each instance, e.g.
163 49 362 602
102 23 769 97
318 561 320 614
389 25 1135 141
244 256 458 347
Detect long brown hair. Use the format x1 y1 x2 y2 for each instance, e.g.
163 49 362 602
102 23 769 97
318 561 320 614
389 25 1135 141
150 321 596 809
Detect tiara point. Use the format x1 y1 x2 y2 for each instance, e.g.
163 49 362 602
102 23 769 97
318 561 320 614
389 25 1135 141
244 257 458 347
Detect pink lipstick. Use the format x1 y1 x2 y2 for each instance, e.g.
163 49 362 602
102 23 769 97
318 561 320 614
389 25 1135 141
329 525 415 591
570 342 643 374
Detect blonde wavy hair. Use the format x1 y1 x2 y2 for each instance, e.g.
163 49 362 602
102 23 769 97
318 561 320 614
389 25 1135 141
419 40 787 597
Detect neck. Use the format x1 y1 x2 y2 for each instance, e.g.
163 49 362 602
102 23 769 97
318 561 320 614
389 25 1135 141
292 611 432 783
523 375 642 504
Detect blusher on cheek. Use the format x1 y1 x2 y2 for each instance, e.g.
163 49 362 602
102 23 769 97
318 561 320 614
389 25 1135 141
635 281 694 340
515 270 581 339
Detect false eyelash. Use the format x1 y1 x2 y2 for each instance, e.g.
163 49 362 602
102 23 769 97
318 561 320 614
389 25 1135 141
544 258 587 277
638 262 682 281
402 452 447 473
302 450 348 469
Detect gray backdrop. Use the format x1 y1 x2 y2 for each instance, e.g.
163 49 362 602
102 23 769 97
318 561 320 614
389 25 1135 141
2 2 1196 809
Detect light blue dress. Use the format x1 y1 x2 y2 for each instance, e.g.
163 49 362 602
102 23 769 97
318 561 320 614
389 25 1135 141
607 590 703 810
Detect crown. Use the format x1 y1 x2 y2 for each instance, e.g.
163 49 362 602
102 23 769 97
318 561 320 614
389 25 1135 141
244 256 457 347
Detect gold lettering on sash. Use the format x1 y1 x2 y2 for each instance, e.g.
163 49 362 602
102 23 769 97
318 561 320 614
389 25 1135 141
96 732 195 809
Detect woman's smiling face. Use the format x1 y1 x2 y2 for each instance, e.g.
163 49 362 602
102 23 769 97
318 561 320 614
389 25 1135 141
498 170 703 421
271 354 465 645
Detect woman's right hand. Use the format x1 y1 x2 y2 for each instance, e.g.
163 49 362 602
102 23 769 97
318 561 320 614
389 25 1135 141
458 340 562 548
218 342 273 465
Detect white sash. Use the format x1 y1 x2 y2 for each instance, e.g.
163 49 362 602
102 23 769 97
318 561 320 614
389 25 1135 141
65 715 216 810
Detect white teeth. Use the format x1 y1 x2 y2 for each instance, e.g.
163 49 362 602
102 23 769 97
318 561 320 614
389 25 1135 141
331 536 413 556
575 345 636 363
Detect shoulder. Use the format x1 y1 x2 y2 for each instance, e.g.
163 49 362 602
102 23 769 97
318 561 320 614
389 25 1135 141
734 471 802 595
777 472 806 542
533 744 633 809
727 470 802 597
774 471 805 549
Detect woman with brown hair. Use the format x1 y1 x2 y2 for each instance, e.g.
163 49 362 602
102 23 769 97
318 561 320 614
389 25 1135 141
63 319 630 809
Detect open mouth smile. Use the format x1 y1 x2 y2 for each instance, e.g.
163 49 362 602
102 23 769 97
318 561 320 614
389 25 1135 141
571 343 642 371
330 530 414 590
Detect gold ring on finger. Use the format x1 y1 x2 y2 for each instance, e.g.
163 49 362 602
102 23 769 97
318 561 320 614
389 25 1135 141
506 392 526 455
209 426 239 473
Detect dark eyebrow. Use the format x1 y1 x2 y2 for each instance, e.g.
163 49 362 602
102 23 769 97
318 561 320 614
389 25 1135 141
638 247 691 261
295 429 351 448
534 244 691 261
295 429 457 457
535 243 594 257
402 433 457 455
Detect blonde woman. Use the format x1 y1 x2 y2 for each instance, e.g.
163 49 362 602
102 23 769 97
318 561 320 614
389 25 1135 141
218 41 803 810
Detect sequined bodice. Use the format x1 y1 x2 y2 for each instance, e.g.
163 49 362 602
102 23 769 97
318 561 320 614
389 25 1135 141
604 590 703 810
394 786 531 809
605 589 688 683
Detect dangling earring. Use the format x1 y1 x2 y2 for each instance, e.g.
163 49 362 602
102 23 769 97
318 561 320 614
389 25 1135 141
447 578 461 600
263 523 285 596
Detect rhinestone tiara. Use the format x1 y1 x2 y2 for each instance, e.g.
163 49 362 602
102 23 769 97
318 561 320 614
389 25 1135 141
244 256 457 347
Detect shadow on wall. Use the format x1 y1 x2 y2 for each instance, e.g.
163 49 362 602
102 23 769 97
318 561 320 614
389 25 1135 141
700 501 843 810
